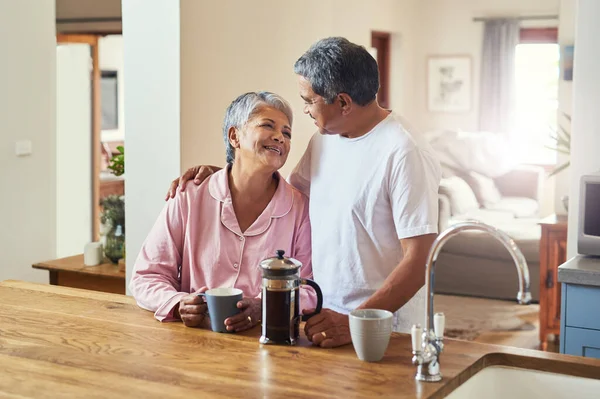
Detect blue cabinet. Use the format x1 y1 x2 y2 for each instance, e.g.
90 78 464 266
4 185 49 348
560 283 600 359
563 326 600 359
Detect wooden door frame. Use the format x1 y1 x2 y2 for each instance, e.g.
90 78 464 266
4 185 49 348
56 34 101 241
371 31 391 109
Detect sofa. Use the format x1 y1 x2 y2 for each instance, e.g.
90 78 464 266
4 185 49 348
434 164 544 302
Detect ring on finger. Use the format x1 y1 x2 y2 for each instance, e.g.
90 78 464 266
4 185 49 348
321 331 327 338
247 316 252 323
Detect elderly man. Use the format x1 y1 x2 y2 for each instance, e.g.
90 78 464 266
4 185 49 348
166 37 441 348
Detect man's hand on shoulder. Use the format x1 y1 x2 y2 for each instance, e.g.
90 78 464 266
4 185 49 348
165 165 222 201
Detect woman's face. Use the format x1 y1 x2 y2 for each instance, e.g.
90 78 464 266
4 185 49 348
230 106 292 171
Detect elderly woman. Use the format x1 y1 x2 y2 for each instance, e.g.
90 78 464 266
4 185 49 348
130 92 316 332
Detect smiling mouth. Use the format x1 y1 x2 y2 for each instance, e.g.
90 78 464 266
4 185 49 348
264 146 282 155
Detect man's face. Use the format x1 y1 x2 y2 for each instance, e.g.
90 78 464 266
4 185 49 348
297 76 343 135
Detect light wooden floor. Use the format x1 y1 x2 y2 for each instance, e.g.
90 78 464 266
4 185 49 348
435 294 559 353
470 305 559 353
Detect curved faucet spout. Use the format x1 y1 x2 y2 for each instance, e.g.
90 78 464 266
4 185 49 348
412 220 532 382
423 221 532 335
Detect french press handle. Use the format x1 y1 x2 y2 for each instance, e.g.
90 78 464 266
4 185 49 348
300 278 323 321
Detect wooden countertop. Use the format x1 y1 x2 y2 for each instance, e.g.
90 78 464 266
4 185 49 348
1 280 599 398
32 254 125 279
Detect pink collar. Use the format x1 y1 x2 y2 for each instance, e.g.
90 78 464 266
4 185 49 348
208 167 294 236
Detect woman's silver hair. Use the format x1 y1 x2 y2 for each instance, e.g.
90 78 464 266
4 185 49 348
222 91 293 164
294 37 379 106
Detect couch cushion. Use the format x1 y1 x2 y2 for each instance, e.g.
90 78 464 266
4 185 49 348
466 171 502 207
439 176 480 215
486 197 539 218
445 211 541 262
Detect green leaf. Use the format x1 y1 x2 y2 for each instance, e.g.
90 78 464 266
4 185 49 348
544 145 570 155
548 161 571 177
556 127 571 146
548 134 570 150
561 111 572 123
108 145 125 176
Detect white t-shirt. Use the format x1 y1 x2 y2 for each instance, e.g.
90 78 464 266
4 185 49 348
289 113 441 332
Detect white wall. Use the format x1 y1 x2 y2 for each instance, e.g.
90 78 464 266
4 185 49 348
0 1 56 283
410 0 560 133
56 44 92 257
566 0 600 258
329 0 419 130
122 0 182 292
179 0 418 177
553 0 577 215
100 35 125 142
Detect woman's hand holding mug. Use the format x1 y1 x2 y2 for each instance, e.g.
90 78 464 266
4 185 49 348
177 287 210 328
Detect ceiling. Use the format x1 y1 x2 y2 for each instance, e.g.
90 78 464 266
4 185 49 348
56 0 122 34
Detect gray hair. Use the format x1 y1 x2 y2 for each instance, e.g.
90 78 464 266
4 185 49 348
294 37 379 106
222 92 293 164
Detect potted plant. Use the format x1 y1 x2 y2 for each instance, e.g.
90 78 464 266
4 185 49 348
107 145 124 177
100 195 125 263
547 113 571 177
100 146 125 264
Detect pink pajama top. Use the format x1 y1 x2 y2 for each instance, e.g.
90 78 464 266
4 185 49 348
130 168 316 321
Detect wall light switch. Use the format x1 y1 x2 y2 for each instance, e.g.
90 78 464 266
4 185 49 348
15 140 32 157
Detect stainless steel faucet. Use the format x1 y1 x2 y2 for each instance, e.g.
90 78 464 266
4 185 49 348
411 221 532 382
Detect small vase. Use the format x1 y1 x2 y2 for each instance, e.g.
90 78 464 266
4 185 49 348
104 224 125 264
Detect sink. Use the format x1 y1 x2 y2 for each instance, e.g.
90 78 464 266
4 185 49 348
444 365 600 399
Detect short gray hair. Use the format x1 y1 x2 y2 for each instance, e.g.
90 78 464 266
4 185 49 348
294 37 379 106
222 92 293 164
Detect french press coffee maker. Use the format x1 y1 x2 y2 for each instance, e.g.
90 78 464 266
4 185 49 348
259 250 323 345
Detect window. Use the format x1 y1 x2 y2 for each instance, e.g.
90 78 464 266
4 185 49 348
514 28 559 165
101 70 118 130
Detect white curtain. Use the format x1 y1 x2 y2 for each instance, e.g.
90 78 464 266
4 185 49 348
479 19 520 134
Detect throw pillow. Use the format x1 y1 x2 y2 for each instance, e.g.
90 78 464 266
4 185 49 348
465 171 502 208
439 176 480 216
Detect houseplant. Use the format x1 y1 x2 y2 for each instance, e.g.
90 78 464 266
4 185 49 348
546 113 571 211
101 146 125 264
100 195 125 264
547 113 571 177
107 145 124 176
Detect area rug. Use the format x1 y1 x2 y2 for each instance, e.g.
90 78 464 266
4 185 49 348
433 294 539 341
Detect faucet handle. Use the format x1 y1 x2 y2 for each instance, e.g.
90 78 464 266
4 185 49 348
434 312 445 339
411 324 423 352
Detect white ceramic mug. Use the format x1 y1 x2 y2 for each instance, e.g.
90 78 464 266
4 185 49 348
349 309 393 362
84 242 103 266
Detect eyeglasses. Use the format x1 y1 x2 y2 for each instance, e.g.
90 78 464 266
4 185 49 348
303 97 323 106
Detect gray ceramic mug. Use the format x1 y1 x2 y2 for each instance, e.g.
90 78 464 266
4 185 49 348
349 309 394 362
198 288 243 333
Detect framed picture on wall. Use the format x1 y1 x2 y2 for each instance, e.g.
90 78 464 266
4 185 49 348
427 55 472 112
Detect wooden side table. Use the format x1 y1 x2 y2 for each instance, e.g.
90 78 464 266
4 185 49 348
539 214 568 350
33 254 126 295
